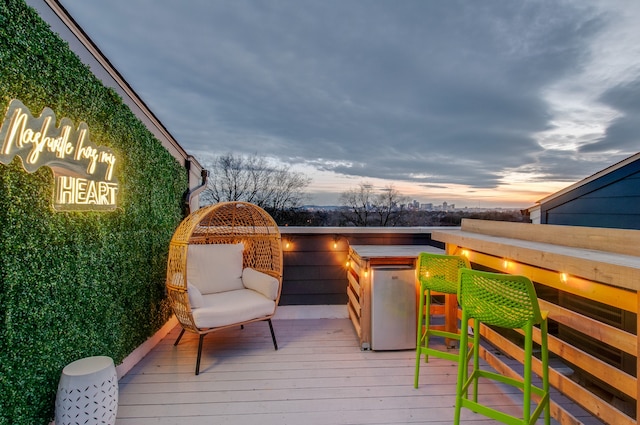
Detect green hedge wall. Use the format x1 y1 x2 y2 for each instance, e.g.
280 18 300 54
0 1 188 423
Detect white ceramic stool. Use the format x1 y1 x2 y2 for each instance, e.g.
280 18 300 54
55 356 118 425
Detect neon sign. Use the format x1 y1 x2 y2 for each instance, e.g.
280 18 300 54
0 99 118 211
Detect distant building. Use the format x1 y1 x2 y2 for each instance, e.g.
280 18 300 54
407 200 421 210
420 203 433 211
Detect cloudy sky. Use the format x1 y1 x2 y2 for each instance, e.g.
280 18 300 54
58 0 640 208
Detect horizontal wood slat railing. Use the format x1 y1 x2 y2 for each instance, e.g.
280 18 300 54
433 219 640 425
539 300 637 356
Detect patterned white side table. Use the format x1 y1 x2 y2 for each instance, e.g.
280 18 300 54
55 356 118 425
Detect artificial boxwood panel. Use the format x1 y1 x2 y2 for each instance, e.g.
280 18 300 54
0 1 188 424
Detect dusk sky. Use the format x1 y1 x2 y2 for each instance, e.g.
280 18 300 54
58 0 640 208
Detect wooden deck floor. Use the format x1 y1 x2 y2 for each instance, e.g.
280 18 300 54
116 318 557 425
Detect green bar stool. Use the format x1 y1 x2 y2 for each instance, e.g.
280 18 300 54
454 269 550 425
414 252 470 388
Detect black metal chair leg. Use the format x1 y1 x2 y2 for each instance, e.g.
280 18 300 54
195 334 204 375
174 328 186 346
268 319 278 350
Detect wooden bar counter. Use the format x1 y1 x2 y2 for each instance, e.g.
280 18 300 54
347 245 444 350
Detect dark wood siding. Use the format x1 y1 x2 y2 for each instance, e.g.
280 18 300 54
279 230 442 305
541 159 640 229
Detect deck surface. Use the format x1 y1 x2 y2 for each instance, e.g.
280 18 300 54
116 318 561 425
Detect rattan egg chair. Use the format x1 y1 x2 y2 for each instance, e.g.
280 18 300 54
166 201 283 375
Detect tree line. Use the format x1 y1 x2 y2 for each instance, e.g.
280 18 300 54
199 153 528 226
271 208 527 227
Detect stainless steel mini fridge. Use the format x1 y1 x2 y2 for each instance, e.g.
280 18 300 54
370 266 417 350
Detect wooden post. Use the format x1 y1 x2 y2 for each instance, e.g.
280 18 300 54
443 243 461 347
360 257 371 350
637 291 640 422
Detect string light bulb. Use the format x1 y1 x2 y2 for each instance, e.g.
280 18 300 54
332 235 341 249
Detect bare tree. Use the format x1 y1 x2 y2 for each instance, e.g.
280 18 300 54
338 182 374 226
200 153 311 213
372 185 409 226
339 182 409 226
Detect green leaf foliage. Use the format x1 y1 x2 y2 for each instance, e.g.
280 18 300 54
0 1 188 423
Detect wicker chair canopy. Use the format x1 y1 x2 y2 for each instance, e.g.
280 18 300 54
166 201 283 374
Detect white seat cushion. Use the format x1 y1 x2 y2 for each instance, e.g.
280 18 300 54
187 243 244 294
192 289 276 329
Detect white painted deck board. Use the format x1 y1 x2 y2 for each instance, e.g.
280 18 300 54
116 318 561 425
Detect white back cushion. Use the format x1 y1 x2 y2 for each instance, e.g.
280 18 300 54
187 243 244 295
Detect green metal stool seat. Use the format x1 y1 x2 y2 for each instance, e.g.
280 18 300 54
414 252 470 388
455 269 550 425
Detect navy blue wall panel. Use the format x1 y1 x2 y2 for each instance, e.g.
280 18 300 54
541 159 640 230
280 231 440 305
546 196 640 214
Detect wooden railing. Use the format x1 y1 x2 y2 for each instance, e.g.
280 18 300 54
433 219 640 425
